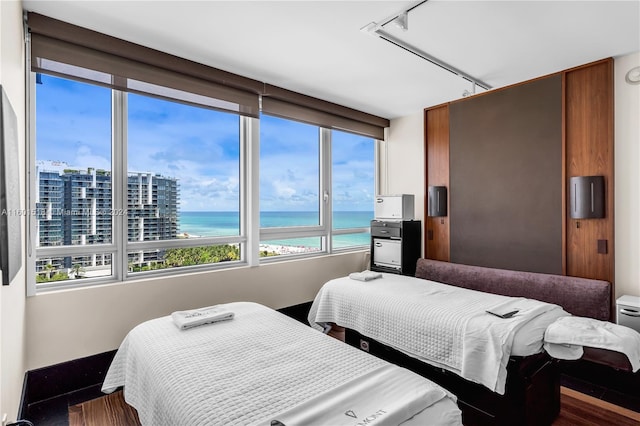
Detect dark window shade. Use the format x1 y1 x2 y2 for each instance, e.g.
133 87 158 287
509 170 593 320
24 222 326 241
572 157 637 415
263 84 389 131
27 13 263 91
31 34 259 117
27 12 389 137
262 97 385 140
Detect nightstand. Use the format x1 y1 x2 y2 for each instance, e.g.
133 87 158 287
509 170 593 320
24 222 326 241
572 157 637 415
616 295 640 333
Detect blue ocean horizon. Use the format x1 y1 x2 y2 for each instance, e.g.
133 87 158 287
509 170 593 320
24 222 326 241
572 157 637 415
179 211 373 249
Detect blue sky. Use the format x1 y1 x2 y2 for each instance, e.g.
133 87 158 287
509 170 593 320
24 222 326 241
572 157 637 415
36 74 374 212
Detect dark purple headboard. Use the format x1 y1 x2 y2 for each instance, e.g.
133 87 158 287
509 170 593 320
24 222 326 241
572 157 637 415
415 259 611 320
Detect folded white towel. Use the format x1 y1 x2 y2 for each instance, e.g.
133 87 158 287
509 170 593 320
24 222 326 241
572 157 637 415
544 316 640 372
171 305 234 330
349 271 383 282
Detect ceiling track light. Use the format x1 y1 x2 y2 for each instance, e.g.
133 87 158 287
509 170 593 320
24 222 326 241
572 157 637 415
361 0 492 92
392 12 409 31
462 81 477 98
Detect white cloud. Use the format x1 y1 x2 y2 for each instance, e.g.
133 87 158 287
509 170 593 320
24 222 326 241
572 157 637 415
74 145 111 171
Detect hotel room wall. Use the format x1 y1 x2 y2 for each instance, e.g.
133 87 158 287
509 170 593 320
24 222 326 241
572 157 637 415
0 0 27 421
614 51 640 299
25 252 366 370
384 111 425 254
424 59 616 290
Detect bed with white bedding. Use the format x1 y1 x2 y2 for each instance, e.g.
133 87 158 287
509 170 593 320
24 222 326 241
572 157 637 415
308 258 619 425
308 273 569 394
102 301 462 426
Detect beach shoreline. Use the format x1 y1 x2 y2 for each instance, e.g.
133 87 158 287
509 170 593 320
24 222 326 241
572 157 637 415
178 232 320 255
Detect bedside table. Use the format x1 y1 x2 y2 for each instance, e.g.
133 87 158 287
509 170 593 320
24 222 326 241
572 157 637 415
616 295 640 333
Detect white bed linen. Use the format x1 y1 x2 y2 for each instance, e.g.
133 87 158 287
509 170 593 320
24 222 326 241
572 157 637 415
511 306 569 355
102 301 461 426
308 274 568 394
544 316 640 371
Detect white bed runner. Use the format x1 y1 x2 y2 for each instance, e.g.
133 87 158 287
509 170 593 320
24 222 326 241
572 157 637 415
102 301 458 426
254 364 447 426
308 274 565 394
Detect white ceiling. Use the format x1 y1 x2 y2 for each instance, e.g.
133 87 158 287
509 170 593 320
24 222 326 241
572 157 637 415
22 0 640 119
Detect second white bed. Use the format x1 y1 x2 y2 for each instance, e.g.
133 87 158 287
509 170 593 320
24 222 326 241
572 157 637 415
103 301 462 425
308 273 569 394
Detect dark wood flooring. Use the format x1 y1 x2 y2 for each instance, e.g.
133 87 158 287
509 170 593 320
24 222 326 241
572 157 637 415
554 387 640 426
68 392 139 426
67 387 639 426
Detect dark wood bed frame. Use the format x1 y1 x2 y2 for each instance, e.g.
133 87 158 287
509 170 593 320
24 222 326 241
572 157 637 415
341 259 613 426
345 329 558 426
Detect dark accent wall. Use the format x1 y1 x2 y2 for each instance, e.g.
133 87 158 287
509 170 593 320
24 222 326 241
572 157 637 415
448 75 563 274
424 58 615 303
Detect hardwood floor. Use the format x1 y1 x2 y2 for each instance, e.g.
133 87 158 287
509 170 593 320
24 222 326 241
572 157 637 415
69 387 639 426
553 387 640 426
68 391 140 426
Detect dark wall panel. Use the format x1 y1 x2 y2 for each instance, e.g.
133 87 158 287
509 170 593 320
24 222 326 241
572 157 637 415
449 75 562 274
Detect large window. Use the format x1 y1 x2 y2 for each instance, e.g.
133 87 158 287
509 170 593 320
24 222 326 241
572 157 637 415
260 115 320 226
30 73 247 289
27 14 385 293
332 129 375 249
258 116 375 256
34 75 113 283
30 74 377 291
127 93 242 273
259 115 322 256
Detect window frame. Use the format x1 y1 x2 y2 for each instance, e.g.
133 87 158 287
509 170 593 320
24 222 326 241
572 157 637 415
122 90 251 278
25 21 380 296
257 123 379 260
329 129 379 252
26 59 379 296
257 124 332 260
27 73 255 294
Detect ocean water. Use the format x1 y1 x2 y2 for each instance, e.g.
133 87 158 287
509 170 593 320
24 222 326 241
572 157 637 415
179 211 373 249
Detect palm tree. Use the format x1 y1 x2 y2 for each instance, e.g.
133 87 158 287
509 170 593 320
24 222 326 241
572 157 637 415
71 263 85 279
44 263 55 280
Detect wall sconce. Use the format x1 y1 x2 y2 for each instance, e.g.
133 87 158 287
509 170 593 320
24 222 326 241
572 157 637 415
428 186 447 217
570 176 604 219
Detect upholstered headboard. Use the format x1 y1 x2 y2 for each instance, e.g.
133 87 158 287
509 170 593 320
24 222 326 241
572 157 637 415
415 259 611 321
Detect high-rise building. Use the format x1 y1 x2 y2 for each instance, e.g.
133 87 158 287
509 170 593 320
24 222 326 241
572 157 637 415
35 169 64 248
35 161 179 276
127 172 180 266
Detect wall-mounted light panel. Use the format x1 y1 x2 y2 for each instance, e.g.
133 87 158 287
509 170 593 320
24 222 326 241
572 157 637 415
427 186 447 217
570 176 604 219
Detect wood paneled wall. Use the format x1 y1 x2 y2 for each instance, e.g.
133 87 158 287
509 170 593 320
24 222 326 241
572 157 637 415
424 105 450 261
424 58 614 290
565 59 614 283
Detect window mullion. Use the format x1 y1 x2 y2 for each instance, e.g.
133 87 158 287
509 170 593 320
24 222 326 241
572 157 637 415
320 127 332 252
242 115 260 267
112 90 127 281
26 70 37 295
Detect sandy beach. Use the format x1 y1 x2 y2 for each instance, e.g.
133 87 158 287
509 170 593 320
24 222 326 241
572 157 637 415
178 232 319 255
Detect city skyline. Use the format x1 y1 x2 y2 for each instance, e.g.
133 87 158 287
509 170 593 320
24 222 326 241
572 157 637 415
35 165 179 274
36 159 373 214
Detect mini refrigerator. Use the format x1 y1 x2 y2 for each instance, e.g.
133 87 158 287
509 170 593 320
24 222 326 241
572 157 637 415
372 238 402 270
